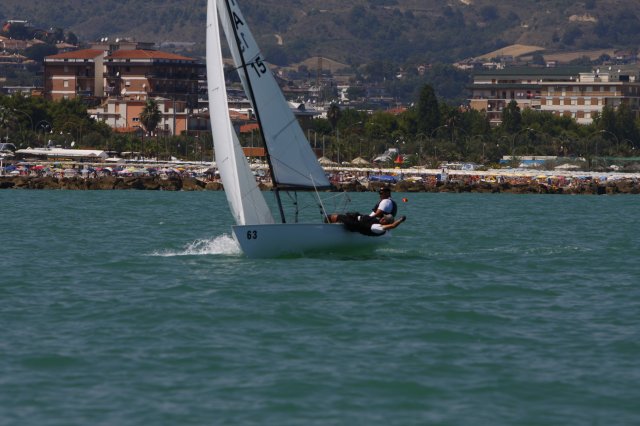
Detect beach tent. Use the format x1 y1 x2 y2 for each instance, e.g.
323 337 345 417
318 156 338 166
554 163 580 170
351 157 371 166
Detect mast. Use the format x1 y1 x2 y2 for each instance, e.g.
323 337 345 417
221 0 287 224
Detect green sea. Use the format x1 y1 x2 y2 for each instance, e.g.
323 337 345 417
2 190 639 425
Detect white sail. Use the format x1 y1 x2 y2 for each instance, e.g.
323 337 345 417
217 0 330 189
206 0 274 226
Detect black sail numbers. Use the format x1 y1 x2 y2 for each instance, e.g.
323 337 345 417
229 2 267 78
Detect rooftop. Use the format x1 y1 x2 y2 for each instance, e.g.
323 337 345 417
107 49 195 62
45 49 104 60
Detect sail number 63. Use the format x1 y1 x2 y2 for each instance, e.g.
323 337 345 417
246 230 258 239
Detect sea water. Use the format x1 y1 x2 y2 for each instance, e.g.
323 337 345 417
1 190 639 425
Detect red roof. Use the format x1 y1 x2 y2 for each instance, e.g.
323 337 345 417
107 49 194 61
240 123 260 133
46 49 104 60
229 110 250 120
387 107 407 115
114 126 142 133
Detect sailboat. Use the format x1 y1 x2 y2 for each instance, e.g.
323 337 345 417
206 0 388 257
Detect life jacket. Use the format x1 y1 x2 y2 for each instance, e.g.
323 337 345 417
372 198 397 216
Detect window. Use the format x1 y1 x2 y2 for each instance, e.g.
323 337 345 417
63 80 69 88
132 117 140 122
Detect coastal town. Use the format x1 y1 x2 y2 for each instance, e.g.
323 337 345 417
2 18 640 193
4 4 640 425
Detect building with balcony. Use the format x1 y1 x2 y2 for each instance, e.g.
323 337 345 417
91 97 192 136
103 49 203 108
468 66 640 125
44 39 204 108
44 39 205 135
44 49 105 104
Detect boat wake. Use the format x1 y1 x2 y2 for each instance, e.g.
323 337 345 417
151 234 241 257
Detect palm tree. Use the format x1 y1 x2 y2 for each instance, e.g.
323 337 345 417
327 103 341 160
327 102 341 131
139 99 161 157
0 107 11 143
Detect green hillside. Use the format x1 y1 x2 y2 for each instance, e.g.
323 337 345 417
2 0 640 66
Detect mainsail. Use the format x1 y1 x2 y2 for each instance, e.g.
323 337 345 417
217 0 330 189
206 0 274 225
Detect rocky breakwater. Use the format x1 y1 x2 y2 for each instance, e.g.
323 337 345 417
0 175 222 191
2 175 640 194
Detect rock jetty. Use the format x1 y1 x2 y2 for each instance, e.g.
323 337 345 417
2 175 640 194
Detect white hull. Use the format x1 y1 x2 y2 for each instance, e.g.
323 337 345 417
232 223 389 258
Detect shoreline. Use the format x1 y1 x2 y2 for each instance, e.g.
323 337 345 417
1 174 639 194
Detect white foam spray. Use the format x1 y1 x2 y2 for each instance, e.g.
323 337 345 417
151 234 241 257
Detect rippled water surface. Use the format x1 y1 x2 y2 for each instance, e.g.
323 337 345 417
1 190 639 425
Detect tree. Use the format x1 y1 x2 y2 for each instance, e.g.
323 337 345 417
0 107 12 139
501 100 522 134
416 84 440 135
597 105 617 134
615 102 639 146
140 99 161 136
327 103 341 132
24 44 58 63
140 99 161 156
326 103 341 160
65 31 79 45
531 53 546 66
479 5 499 21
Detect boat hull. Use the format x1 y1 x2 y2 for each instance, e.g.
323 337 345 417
232 223 389 258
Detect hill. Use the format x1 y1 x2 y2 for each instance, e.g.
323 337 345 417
2 0 640 67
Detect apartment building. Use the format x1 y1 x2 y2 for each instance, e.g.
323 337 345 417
43 49 105 103
44 39 205 135
103 49 202 108
93 97 191 136
44 40 203 105
468 66 640 125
